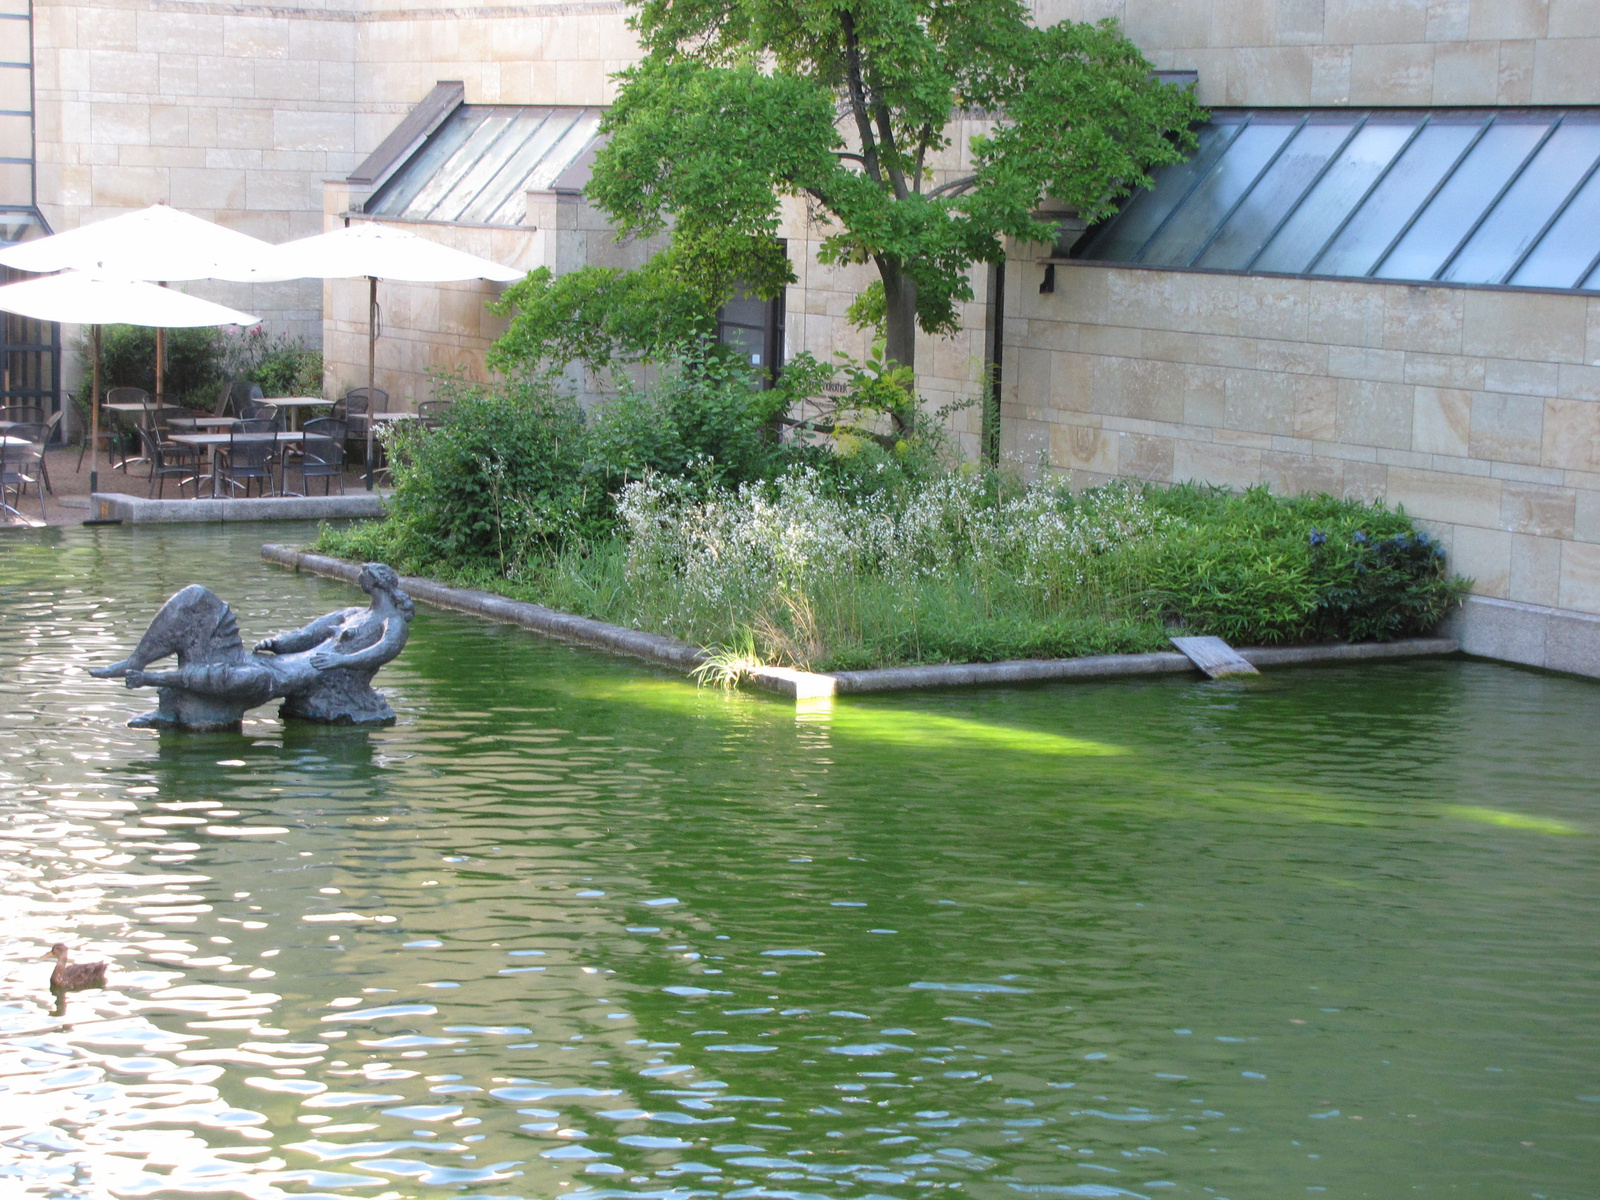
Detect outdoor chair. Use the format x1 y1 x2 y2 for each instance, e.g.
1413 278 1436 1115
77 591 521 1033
149 406 208 482
134 426 200 499
290 417 346 495
2 405 45 425
1 421 48 523
334 387 390 476
148 394 182 429
335 387 389 465
241 399 281 425
215 380 263 418
35 410 62 494
76 390 132 473
217 417 279 498
81 386 148 472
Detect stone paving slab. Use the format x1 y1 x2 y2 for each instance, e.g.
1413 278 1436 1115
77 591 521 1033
264 543 1461 701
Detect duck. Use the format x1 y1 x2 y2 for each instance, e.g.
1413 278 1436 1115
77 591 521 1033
44 943 108 992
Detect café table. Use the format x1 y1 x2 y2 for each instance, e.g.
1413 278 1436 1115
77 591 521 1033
168 430 305 498
262 397 331 430
100 400 180 470
102 400 181 416
167 415 238 431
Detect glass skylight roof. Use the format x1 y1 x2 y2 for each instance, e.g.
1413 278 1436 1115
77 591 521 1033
1075 108 1600 292
366 105 604 227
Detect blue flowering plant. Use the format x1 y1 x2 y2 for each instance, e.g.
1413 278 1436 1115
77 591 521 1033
1147 485 1466 645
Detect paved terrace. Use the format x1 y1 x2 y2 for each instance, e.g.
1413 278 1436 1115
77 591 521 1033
1 445 383 528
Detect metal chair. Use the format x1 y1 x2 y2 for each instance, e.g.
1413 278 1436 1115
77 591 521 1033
215 380 263 418
217 418 279 498
149 406 207 482
134 425 200 499
336 387 389 466
241 399 281 425
2 405 45 425
79 386 146 471
31 410 62 495
290 417 346 495
1 421 47 522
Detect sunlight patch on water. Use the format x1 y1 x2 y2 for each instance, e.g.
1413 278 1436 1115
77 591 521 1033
1442 805 1581 834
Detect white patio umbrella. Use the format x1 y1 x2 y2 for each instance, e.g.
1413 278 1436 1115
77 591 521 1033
0 204 280 396
264 222 523 488
0 271 260 496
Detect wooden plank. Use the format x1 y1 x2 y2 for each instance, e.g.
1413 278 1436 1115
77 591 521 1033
1170 635 1260 678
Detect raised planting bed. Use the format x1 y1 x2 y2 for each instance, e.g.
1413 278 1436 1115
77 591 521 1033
264 544 1459 700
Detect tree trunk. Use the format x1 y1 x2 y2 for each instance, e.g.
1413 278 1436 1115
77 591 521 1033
879 259 917 434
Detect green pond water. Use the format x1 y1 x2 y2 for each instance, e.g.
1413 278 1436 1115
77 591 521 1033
1 524 1597 1200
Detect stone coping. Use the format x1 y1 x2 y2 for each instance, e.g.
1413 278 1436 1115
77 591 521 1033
93 492 389 524
263 543 1461 699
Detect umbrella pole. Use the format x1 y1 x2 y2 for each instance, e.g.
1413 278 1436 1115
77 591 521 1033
155 322 165 399
366 275 376 491
89 324 101 496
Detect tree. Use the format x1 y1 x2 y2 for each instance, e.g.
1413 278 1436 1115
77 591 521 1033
492 0 1202 404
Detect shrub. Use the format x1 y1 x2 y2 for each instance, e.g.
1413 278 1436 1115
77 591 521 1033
322 352 824 573
216 326 323 397
75 324 227 408
373 374 605 575
586 353 796 490
1143 485 1463 644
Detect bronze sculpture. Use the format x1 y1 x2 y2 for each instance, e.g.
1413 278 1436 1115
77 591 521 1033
90 563 413 730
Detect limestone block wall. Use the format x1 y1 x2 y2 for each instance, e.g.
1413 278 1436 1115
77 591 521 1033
1033 0 1599 106
351 0 635 151
32 0 364 339
1002 259 1600 617
31 0 640 342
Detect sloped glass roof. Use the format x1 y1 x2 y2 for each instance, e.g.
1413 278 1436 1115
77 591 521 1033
1075 108 1600 291
366 105 604 227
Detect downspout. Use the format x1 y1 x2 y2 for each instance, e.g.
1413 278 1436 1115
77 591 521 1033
982 258 1004 467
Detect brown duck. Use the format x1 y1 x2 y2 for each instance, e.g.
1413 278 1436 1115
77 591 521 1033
45 943 108 991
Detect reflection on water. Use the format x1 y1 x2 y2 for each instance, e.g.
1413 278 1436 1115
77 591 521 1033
2 524 1598 1199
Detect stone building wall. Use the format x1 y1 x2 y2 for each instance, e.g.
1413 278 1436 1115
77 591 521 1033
32 0 364 339
30 0 636 342
1001 255 1600 666
1034 0 1599 106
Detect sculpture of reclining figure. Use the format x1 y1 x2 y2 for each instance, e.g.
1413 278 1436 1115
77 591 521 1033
90 563 413 730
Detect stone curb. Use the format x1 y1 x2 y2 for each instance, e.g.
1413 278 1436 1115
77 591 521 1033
93 491 389 524
263 544 1460 698
262 544 708 673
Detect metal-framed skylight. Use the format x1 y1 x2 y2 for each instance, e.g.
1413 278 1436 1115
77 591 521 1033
1074 108 1600 292
365 105 605 228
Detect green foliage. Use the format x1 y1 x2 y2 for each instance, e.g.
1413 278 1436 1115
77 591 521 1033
1143 485 1466 645
690 630 763 689
323 460 1465 675
587 353 798 488
490 258 725 376
319 354 821 574
76 324 227 407
495 0 1203 376
371 375 607 576
71 325 323 430
216 326 324 397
